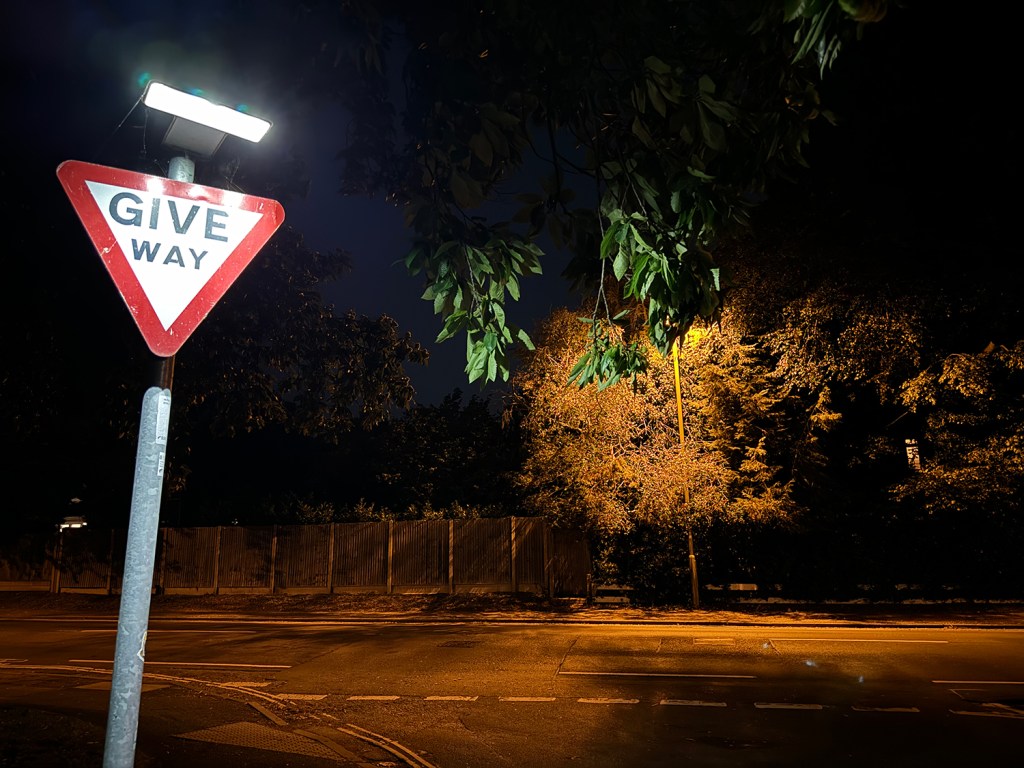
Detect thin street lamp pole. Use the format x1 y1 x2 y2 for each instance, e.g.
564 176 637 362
102 155 191 768
672 337 700 609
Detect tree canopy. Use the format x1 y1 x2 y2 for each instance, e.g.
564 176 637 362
314 0 890 387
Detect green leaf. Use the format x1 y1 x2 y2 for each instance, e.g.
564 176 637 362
644 55 672 75
515 326 535 350
434 240 459 259
492 301 506 326
450 169 484 209
631 116 655 148
600 219 622 260
469 132 493 166
433 287 448 315
613 249 629 280
646 78 667 118
507 275 521 301
486 351 498 382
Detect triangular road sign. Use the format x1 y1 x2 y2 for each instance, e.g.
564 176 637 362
57 160 285 356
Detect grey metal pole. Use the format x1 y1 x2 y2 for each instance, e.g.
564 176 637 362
102 386 171 767
102 154 192 768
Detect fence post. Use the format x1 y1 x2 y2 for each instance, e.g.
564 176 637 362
106 528 116 596
511 516 518 594
448 520 455 594
270 525 278 594
157 528 167 595
327 523 335 594
213 526 221 595
52 534 63 594
543 521 552 598
387 521 394 594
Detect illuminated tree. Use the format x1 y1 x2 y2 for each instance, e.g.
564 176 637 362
508 307 798 535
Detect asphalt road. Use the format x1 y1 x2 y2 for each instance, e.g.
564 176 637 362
2 605 1023 766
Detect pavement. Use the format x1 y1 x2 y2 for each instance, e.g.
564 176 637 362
2 592 1023 767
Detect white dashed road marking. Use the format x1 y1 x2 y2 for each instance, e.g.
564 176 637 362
772 638 948 644
755 703 824 710
68 659 290 669
659 699 727 707
499 696 557 702
425 695 479 701
558 670 756 679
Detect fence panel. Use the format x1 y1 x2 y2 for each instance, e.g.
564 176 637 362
161 527 219 593
454 519 509 587
57 527 115 592
0 532 53 589
332 522 387 589
218 526 273 591
275 524 330 592
514 517 546 590
392 520 448 589
0 517 591 597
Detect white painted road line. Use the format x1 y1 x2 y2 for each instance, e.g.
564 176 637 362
659 699 728 707
772 638 948 644
578 698 640 705
951 708 1024 720
426 695 479 701
67 659 290 669
276 693 327 700
499 696 557 702
79 629 255 634
755 703 824 710
933 679 1024 685
559 671 756 679
219 681 272 688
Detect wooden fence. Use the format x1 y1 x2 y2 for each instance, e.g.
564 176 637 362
2 518 591 597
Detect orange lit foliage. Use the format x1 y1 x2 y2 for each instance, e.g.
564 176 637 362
509 308 796 536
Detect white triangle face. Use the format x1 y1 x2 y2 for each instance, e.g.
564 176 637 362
85 180 264 330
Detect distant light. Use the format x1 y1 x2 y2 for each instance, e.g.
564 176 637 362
59 515 88 531
143 82 271 145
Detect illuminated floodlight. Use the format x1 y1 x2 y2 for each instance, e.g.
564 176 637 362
143 82 272 156
59 515 88 531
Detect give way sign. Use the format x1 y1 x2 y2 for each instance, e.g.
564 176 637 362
57 160 285 356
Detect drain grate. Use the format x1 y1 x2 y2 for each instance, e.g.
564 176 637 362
175 721 341 760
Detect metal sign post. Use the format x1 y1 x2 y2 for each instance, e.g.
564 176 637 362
101 385 172 767
55 160 284 766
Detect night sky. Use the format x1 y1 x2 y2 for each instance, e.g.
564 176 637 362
4 2 1017 405
5 1 579 406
